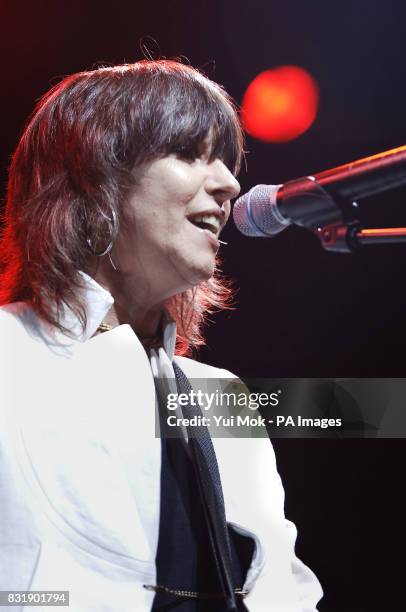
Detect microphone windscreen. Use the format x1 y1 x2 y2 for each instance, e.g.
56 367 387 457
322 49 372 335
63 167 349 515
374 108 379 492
233 184 287 237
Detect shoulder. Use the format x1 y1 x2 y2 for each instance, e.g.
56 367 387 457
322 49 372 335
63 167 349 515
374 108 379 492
0 301 36 331
0 302 47 350
0 302 62 364
173 354 237 380
173 355 250 403
0 303 29 347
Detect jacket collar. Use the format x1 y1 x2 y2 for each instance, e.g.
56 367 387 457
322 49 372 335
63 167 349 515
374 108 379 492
57 271 115 343
43 271 176 360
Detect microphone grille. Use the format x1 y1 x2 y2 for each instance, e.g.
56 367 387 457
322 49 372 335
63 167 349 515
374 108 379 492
233 184 287 237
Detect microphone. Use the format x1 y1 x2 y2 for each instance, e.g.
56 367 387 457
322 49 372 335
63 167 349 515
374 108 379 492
233 145 406 237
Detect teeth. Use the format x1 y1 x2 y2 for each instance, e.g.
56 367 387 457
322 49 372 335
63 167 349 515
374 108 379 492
190 214 220 235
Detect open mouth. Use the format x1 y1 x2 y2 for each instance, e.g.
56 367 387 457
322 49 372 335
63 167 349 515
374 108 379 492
187 214 220 236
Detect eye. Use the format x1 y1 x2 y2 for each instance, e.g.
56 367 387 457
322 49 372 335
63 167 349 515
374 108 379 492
174 144 200 161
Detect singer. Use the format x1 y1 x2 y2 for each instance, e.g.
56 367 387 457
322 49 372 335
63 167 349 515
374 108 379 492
0 60 322 611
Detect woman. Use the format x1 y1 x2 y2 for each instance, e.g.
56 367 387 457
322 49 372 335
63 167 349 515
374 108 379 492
0 60 322 611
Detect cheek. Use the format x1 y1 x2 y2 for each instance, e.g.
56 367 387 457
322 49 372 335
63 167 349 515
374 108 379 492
124 200 175 241
146 190 191 228
127 204 186 263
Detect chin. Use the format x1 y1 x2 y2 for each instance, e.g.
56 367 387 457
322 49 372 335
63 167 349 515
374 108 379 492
183 260 216 288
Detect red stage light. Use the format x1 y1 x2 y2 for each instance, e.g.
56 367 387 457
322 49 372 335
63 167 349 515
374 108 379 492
241 66 319 143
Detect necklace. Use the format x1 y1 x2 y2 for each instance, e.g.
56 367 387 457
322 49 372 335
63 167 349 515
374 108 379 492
96 322 114 333
95 322 163 348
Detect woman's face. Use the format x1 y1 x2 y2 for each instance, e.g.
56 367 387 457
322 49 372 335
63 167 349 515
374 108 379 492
113 140 240 303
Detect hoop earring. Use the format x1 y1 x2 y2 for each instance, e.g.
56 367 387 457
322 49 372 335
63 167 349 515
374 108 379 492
87 208 119 272
108 252 119 272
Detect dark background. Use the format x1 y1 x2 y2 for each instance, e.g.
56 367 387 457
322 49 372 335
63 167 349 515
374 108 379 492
1 1 405 609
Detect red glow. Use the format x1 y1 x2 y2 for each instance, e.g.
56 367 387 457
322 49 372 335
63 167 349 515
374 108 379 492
241 66 319 142
360 228 406 236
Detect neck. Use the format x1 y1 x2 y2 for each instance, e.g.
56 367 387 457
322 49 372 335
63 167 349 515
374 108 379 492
90 264 166 340
102 301 164 340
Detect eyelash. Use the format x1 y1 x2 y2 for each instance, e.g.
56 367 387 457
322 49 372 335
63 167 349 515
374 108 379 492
174 146 235 174
175 145 201 160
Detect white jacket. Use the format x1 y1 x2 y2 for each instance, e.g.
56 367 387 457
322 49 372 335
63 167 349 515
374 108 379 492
0 273 322 611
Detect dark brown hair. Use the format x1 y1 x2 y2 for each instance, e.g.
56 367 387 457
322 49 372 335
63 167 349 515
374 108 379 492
0 60 244 354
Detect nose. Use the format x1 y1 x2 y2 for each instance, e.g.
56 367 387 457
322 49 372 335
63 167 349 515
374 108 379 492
205 159 241 206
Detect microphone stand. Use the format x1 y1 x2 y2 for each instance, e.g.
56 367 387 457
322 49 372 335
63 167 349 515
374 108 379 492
315 221 406 253
283 144 406 253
